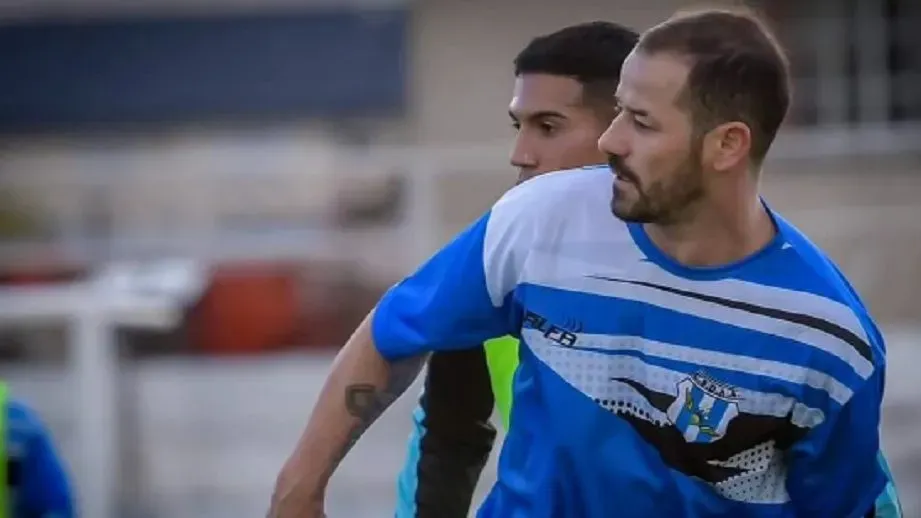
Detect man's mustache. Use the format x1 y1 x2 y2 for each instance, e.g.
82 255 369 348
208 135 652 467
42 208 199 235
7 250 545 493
608 156 639 184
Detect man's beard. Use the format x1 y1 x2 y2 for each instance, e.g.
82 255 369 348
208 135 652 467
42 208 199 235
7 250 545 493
607 152 706 225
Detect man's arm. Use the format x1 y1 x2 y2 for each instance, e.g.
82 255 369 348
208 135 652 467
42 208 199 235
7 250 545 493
269 203 535 517
269 313 427 518
786 366 886 518
395 348 497 518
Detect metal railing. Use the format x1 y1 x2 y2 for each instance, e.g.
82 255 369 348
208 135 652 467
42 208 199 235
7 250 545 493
0 121 919 275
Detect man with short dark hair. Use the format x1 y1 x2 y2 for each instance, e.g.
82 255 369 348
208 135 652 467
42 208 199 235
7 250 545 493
1 382 74 517
392 22 638 518
269 9 896 517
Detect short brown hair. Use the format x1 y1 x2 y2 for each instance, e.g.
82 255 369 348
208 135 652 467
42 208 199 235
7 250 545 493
637 8 791 163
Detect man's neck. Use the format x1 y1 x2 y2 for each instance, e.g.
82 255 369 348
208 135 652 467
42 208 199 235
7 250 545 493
644 195 776 268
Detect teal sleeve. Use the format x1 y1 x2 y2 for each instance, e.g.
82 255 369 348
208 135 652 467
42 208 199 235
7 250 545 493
874 452 903 518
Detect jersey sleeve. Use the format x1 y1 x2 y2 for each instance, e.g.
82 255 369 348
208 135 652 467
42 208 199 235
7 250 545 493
372 189 537 360
786 363 886 517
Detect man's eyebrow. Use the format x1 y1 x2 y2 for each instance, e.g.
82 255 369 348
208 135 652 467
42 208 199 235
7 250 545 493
509 110 567 121
613 96 649 118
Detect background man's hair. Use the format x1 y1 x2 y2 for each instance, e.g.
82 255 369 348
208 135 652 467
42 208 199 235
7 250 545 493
514 21 639 111
637 8 791 163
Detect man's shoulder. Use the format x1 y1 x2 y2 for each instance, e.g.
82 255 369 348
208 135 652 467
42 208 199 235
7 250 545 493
6 399 52 455
8 399 41 426
6 399 45 435
774 214 871 314
492 165 610 220
487 165 611 239
768 214 884 368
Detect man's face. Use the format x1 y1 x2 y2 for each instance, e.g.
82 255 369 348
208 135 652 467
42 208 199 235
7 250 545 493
508 74 609 183
598 50 705 224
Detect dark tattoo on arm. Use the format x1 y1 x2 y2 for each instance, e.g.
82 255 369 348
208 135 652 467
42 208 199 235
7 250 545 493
345 384 389 417
265 355 427 518
332 356 427 471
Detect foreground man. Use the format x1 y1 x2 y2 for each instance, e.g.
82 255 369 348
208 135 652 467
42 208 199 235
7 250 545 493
270 9 890 518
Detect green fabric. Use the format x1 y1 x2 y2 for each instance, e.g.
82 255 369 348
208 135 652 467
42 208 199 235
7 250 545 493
0 381 8 518
483 336 520 430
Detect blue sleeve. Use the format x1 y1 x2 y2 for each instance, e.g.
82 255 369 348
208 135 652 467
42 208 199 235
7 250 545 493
372 210 525 360
15 403 75 517
786 369 886 518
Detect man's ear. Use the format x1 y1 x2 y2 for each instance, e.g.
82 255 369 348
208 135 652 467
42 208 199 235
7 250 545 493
704 121 752 172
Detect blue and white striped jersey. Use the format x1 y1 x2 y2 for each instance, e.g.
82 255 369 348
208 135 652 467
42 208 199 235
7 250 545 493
373 164 886 518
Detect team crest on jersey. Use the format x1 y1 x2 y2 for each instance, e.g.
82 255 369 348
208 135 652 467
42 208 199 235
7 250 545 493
666 372 740 444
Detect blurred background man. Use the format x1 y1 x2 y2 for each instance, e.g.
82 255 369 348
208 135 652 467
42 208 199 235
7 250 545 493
1 381 74 517
0 1 917 517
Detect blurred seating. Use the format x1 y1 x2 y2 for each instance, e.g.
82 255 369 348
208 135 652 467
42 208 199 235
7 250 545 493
185 260 386 355
187 262 302 355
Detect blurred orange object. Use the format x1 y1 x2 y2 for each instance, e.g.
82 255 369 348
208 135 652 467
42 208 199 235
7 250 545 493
190 262 301 355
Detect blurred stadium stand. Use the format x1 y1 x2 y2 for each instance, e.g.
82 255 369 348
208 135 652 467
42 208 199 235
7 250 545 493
0 0 918 516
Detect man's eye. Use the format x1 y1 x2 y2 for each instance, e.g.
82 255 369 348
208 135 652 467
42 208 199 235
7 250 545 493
633 118 651 130
540 123 556 135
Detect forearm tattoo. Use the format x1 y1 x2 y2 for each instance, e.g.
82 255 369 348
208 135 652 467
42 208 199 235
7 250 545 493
266 355 426 518
336 355 427 467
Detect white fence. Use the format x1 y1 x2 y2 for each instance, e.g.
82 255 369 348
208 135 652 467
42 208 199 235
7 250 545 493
1 122 920 277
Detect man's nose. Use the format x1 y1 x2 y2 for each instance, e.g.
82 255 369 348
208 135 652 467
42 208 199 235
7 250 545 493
598 117 630 158
510 139 538 170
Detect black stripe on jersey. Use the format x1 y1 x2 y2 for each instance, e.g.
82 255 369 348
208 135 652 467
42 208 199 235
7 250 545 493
587 275 873 363
605 377 809 484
